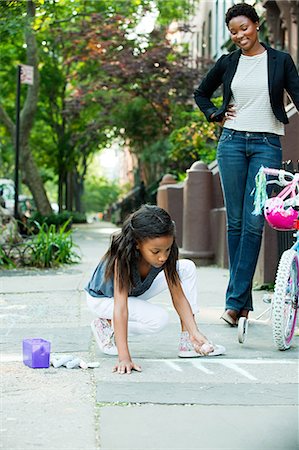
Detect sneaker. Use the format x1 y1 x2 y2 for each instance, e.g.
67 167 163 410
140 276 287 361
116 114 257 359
178 331 225 358
91 318 118 356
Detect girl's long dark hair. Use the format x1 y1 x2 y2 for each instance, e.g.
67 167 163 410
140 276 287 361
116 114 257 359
103 204 179 292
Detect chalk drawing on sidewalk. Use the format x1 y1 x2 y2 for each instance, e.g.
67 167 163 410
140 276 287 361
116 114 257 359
1 354 297 384
164 360 183 372
220 361 257 381
191 360 214 374
144 358 297 381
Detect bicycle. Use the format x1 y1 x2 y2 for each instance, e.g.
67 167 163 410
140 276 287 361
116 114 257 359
237 166 299 350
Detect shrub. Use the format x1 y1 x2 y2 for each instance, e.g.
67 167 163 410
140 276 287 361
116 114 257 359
167 99 222 178
29 219 80 268
0 219 80 269
28 210 86 231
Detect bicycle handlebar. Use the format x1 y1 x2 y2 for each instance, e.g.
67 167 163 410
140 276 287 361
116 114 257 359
253 166 299 218
262 168 299 186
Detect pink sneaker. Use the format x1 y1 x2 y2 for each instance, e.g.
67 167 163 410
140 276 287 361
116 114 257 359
91 318 118 356
178 331 225 358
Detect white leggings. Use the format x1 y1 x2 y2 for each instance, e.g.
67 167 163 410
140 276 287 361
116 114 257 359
86 259 199 335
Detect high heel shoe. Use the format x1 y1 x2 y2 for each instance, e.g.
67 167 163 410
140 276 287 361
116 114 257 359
220 309 238 327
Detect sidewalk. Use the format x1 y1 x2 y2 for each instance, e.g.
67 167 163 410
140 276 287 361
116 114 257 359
1 222 298 450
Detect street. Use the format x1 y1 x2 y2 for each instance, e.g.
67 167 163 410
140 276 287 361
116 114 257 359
1 222 298 450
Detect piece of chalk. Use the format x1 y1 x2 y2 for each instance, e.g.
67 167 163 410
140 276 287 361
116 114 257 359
87 362 100 368
52 354 74 368
201 343 214 353
66 358 81 369
79 360 88 370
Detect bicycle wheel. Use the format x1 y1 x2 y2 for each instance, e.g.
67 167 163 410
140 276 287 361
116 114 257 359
272 249 298 350
237 317 248 344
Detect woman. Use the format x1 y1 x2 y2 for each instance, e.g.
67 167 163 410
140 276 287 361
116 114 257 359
194 3 299 326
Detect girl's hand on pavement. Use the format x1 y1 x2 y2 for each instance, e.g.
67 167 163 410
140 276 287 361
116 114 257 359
112 358 142 375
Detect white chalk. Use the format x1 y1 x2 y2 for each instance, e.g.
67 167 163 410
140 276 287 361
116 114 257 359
51 354 74 368
66 358 81 369
87 362 100 368
79 360 88 369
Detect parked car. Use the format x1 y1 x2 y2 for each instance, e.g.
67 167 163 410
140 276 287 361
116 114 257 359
0 178 35 216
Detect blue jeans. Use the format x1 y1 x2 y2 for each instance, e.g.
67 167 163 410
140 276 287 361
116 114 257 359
217 129 282 312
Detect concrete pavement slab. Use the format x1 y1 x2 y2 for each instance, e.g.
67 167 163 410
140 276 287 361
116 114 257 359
0 272 84 293
2 325 91 354
92 357 298 385
1 362 97 450
1 222 298 450
120 321 299 360
98 404 298 450
96 381 298 405
1 291 81 326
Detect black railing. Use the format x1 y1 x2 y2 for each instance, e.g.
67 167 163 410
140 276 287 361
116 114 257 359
104 181 159 226
1 240 35 266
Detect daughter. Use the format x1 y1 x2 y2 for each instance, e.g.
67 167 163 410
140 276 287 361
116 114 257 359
85 205 225 374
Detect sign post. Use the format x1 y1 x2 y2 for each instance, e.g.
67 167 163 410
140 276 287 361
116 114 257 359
14 64 34 219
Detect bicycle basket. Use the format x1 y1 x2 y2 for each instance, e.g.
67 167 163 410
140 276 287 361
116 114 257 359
264 197 298 230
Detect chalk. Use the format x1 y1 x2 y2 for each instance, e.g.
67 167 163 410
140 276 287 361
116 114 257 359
65 358 81 369
51 354 73 368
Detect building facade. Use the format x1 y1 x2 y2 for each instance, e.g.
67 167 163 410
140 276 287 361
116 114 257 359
165 1 299 283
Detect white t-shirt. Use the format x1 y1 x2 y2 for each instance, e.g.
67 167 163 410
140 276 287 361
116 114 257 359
224 51 284 135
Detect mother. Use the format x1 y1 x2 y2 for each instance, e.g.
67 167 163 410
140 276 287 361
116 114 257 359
194 2 299 326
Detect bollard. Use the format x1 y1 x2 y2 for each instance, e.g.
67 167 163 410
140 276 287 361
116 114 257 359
208 160 228 268
156 174 177 211
157 174 184 247
180 161 214 265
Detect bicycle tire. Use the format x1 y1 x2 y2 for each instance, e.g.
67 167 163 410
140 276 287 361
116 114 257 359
272 249 298 350
237 317 248 344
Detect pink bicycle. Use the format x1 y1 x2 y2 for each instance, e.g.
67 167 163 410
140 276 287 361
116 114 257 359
237 167 299 350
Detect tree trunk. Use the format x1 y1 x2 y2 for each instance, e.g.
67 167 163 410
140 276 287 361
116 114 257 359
0 1 52 216
21 145 52 215
58 171 64 213
74 169 84 213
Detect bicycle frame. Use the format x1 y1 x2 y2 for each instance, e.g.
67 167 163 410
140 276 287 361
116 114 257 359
238 167 299 348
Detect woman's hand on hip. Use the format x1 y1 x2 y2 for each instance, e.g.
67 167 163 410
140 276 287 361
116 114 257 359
217 104 236 127
224 104 236 121
113 358 142 375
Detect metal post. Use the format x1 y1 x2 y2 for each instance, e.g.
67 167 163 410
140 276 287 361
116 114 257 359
14 65 21 219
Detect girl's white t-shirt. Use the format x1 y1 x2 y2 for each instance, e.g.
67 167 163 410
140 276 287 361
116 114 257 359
224 51 285 135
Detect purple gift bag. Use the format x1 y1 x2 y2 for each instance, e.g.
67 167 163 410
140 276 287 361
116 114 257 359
23 338 51 368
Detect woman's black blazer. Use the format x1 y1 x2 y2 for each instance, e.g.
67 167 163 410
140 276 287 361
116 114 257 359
194 43 299 124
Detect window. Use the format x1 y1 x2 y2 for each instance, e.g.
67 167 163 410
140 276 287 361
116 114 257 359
202 21 206 57
208 10 212 57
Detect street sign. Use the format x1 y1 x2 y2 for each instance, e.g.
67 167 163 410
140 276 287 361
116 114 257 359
20 64 34 85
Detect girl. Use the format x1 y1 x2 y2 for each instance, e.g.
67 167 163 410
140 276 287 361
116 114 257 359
85 205 225 374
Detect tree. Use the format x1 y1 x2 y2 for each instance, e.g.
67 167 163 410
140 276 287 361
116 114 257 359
82 175 121 213
0 0 52 215
167 108 221 178
0 0 203 213
62 17 206 185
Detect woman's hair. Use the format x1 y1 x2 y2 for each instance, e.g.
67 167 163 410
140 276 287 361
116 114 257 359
103 204 179 291
225 3 259 27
